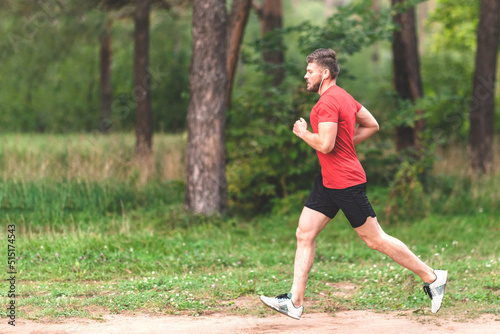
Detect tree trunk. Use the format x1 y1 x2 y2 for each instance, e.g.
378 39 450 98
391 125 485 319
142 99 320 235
185 0 228 214
134 0 153 158
469 0 500 174
226 0 252 108
100 17 113 133
254 0 284 86
391 0 424 152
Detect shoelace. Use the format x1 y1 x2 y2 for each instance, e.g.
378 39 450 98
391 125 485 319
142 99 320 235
423 285 433 300
276 293 290 300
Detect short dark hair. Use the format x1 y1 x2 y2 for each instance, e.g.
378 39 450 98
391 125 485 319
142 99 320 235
306 48 340 79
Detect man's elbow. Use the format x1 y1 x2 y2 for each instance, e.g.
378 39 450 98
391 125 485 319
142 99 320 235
319 143 335 154
366 125 379 140
372 121 380 133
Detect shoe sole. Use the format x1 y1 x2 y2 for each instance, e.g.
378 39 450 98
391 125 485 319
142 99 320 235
259 297 301 320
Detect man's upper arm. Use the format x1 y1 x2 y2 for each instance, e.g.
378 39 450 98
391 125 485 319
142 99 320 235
356 107 379 129
318 121 338 153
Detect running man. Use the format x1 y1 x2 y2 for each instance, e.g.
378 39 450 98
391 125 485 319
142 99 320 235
260 48 447 319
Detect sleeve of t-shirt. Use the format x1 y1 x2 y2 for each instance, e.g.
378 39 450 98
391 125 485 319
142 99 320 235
354 99 362 113
316 100 339 123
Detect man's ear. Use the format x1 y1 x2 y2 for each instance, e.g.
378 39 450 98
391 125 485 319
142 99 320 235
323 69 330 79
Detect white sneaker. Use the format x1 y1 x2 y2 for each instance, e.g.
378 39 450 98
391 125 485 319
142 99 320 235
423 270 448 313
260 293 304 320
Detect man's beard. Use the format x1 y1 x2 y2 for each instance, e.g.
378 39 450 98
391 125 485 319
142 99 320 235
307 81 320 92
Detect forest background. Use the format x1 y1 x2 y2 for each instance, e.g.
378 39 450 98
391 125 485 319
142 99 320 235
0 0 498 321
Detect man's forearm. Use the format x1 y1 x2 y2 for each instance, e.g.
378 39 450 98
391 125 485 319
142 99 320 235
353 126 378 145
301 130 328 153
294 120 337 154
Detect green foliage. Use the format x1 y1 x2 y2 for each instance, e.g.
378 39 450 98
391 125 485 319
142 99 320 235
384 160 430 223
227 0 417 212
297 0 396 57
0 2 191 133
150 10 191 132
294 0 428 57
420 2 478 142
358 143 400 186
226 87 319 212
428 0 479 52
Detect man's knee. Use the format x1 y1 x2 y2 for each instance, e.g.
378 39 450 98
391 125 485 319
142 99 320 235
360 233 385 251
355 217 387 251
296 226 316 245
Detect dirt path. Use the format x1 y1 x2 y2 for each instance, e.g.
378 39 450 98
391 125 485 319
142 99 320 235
2 311 499 334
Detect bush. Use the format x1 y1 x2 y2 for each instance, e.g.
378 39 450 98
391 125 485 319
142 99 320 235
384 160 430 223
226 85 319 213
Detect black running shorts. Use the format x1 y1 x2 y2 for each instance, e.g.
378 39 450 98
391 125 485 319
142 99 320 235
304 174 376 228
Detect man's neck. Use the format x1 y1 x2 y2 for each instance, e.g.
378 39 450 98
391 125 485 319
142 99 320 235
318 80 336 95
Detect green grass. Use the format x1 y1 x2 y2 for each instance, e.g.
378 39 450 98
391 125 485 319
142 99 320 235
1 181 499 319
0 133 498 320
0 132 186 182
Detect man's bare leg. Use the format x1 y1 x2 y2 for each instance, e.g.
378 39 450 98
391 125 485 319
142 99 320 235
355 217 436 283
289 207 331 307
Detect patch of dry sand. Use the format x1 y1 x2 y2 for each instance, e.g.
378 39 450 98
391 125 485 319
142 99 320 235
2 310 499 334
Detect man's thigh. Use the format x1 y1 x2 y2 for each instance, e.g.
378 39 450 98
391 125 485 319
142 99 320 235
297 207 332 238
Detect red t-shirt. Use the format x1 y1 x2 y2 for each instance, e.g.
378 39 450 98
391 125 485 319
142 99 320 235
309 85 366 189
